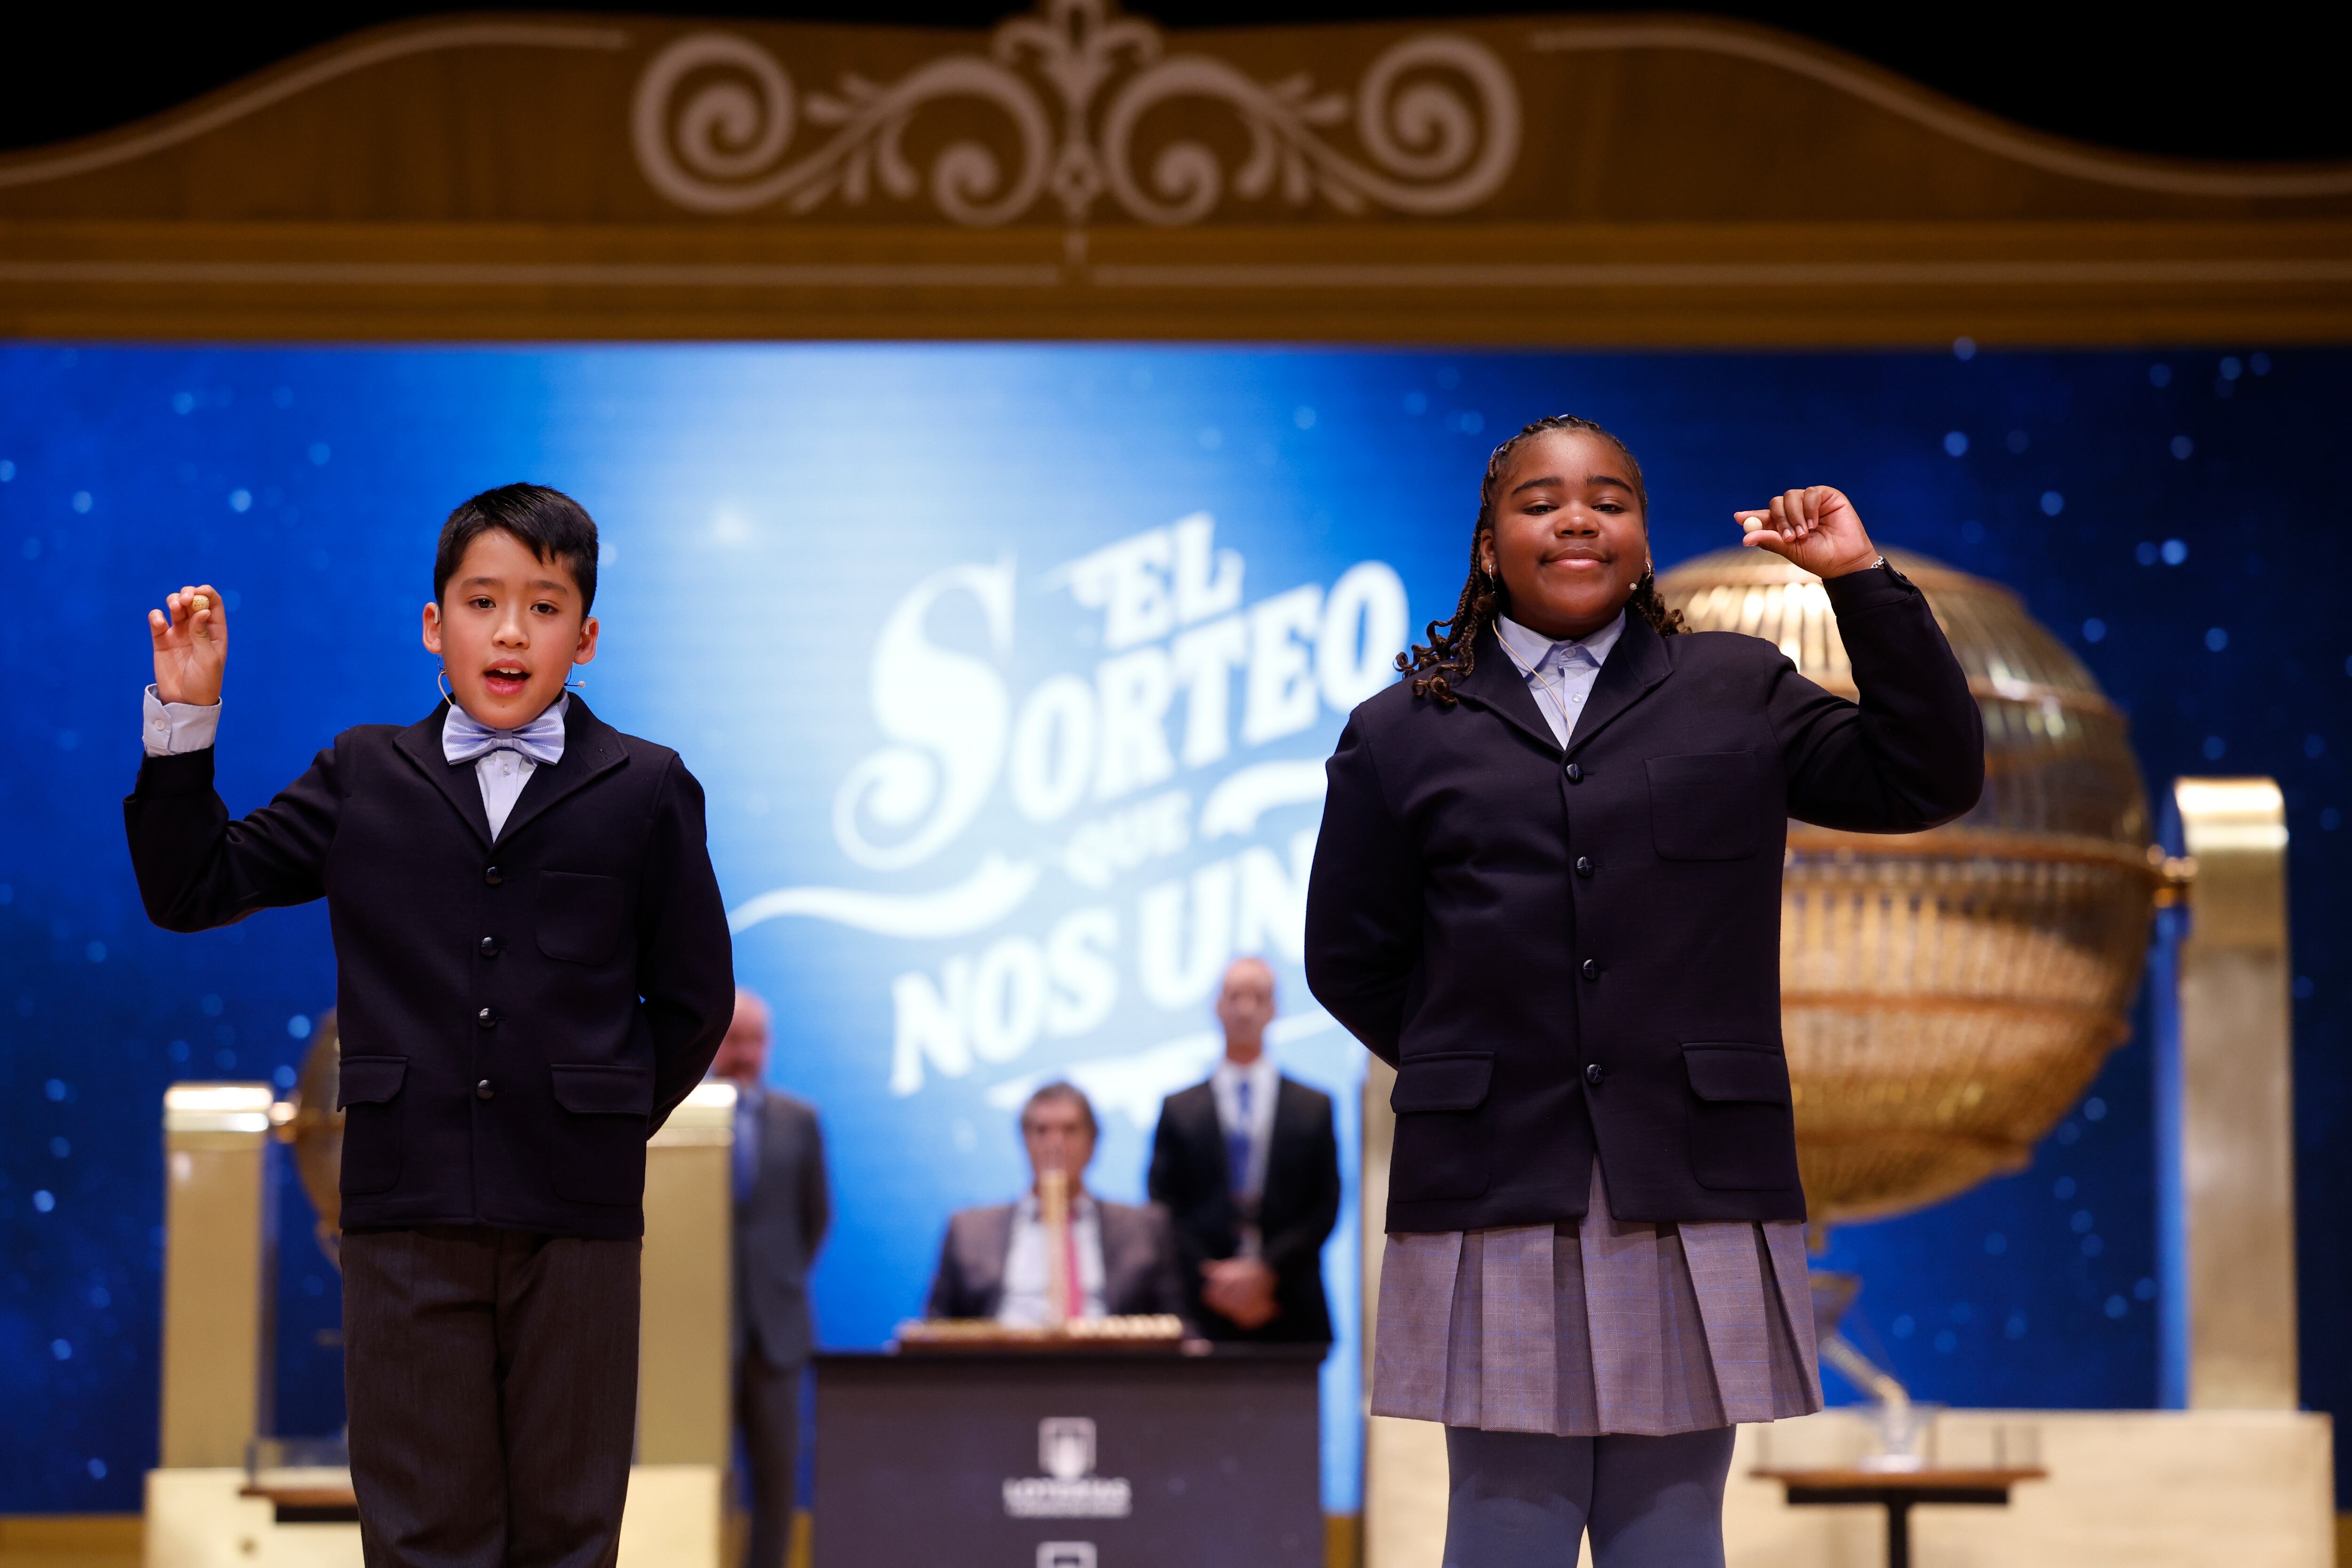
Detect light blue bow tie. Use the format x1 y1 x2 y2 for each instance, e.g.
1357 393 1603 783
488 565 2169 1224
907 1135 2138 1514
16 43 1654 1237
443 698 567 767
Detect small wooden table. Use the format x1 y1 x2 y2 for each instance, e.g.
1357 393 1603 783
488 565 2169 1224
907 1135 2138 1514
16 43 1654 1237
238 1476 359 1524
1752 1468 2045 1568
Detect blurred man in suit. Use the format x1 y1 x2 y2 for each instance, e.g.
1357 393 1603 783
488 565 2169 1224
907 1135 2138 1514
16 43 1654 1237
1149 957 1341 1342
712 989 830 1568
928 1082 1186 1323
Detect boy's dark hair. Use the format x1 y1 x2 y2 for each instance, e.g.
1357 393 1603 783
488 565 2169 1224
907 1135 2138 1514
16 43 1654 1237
434 484 600 614
1400 414 1683 708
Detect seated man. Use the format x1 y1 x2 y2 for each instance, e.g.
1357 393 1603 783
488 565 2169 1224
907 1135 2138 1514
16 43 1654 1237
927 1082 1186 1325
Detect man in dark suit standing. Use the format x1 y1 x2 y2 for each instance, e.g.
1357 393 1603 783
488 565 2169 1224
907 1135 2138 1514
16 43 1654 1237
712 989 830 1568
927 1083 1185 1323
1149 957 1342 1343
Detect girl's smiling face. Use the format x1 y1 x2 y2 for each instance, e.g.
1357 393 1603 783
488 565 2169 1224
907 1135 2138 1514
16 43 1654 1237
421 528 598 729
1479 428 1651 642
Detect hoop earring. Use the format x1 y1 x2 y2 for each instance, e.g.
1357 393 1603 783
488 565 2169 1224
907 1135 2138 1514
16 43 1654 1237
437 668 453 703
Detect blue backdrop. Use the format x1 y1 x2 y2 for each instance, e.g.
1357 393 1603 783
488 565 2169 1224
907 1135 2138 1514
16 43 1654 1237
2 343 2344 1512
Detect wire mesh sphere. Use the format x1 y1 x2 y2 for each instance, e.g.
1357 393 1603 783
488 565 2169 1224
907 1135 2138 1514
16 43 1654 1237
1657 549 2158 1226
286 1011 344 1266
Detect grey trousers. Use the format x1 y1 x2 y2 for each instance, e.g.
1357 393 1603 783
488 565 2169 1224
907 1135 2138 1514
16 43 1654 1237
344 1227 642 1568
733 1350 804 1568
1442 1426 1736 1568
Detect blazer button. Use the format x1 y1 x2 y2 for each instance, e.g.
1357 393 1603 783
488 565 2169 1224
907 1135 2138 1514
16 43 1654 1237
1585 1063 1605 1086
1564 762 1584 784
483 865 503 887
1580 959 1599 981
476 1079 494 1101
1575 856 1594 877
479 936 501 958
477 1006 499 1028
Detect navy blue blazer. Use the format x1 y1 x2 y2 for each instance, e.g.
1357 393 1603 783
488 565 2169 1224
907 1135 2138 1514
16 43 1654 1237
1305 564 1982 1231
125 697 735 1239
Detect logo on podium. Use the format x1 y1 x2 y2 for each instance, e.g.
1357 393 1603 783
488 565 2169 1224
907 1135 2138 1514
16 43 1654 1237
1037 1545 1096 1568
1005 1416 1133 1518
1041 1417 1097 1480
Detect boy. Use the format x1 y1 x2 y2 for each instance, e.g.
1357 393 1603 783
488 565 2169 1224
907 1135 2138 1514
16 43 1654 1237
127 484 735 1568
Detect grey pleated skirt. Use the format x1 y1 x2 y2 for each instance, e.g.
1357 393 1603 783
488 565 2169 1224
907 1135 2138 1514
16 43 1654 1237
1371 1163 1822 1437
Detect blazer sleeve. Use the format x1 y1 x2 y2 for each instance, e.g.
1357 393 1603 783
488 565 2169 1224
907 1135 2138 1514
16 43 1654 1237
636 755 737 1133
1145 1097 1183 1210
1261 1091 1341 1275
925 1221 967 1319
1304 714 1422 1067
1140 1203 1191 1322
1767 565 1986 832
1147 1098 1215 1286
799 1104 832 1266
123 742 343 932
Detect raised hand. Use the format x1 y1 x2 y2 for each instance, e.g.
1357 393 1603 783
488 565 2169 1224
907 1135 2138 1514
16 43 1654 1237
1736 486 1881 580
150 584 228 707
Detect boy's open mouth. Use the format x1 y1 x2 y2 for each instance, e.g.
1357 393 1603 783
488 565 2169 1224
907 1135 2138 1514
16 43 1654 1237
483 665 530 695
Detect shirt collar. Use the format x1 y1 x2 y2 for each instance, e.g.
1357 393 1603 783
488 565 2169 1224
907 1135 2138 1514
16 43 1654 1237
1214 1051 1276 1089
1495 610 1626 677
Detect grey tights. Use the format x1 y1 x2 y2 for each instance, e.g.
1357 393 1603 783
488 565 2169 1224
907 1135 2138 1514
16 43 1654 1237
1442 1425 1735 1568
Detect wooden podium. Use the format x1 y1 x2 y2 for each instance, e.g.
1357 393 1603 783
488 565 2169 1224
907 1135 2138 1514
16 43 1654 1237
812 1344 1324 1568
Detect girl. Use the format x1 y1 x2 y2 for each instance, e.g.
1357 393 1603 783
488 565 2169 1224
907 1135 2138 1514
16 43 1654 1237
1305 416 1982 1566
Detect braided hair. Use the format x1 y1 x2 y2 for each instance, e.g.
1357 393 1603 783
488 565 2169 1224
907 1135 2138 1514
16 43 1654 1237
1399 414 1683 706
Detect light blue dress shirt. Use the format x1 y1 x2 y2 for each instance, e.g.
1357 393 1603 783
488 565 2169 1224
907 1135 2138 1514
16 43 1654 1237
1492 610 1627 748
999 1193 1108 1326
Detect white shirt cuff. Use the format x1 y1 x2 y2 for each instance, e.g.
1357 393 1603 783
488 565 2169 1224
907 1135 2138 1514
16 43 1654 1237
143 685 220 757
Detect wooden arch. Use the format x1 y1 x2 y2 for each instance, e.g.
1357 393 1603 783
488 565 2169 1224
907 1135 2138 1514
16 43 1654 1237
1 3 2346 342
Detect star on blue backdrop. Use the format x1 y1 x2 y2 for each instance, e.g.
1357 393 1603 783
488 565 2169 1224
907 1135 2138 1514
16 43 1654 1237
1 342 2344 1512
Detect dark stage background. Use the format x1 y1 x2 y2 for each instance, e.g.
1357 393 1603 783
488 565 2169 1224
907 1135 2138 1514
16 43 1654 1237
0 342 2344 1511
6 4 2342 165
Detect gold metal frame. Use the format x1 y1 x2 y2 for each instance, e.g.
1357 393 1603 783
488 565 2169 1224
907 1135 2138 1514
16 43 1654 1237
2169 779 2299 1410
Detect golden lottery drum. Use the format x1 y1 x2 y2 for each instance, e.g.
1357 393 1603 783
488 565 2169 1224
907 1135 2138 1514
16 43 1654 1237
1656 549 2160 1225
286 1012 345 1263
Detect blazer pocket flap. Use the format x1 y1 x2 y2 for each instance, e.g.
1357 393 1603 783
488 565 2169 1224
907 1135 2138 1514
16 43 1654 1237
1391 1052 1494 1113
336 1056 407 1107
1683 1045 1791 1105
550 1063 654 1116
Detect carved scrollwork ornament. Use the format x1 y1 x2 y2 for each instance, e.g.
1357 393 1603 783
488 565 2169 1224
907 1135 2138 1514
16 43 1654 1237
629 0 1520 227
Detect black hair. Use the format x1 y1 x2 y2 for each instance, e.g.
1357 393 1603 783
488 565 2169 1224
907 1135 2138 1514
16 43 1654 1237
1020 1081 1098 1141
1399 414 1682 707
433 484 600 614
